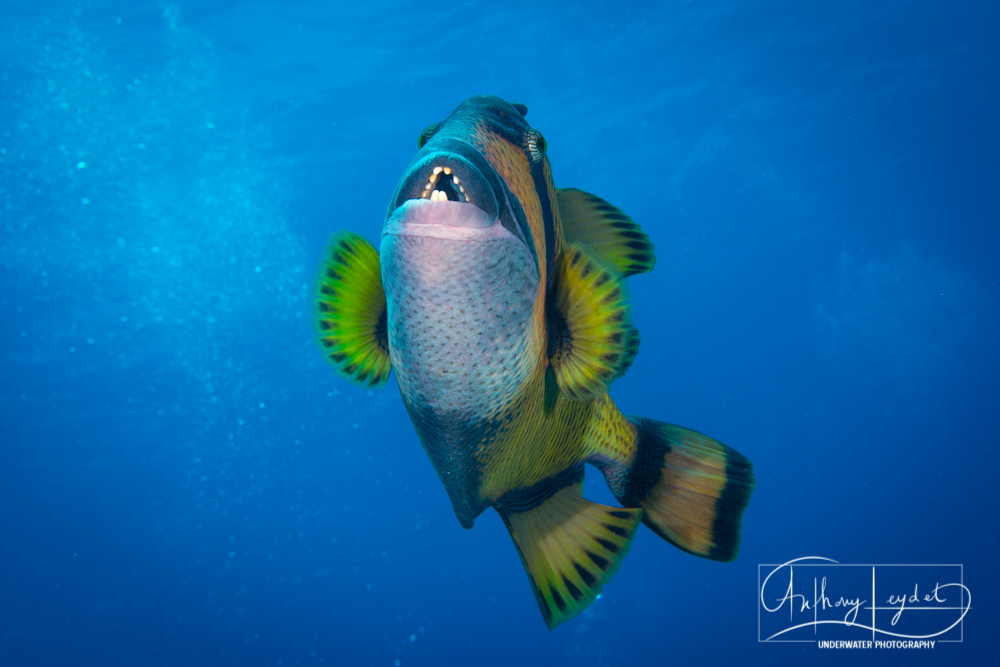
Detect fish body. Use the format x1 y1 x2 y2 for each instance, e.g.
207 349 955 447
316 96 754 628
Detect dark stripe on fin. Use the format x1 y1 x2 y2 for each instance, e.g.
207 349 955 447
547 243 638 400
556 188 656 277
500 482 642 630
620 417 755 562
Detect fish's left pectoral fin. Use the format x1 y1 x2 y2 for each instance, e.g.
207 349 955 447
501 483 642 630
315 231 392 387
548 243 639 401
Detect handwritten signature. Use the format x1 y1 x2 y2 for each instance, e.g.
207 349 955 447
759 557 971 641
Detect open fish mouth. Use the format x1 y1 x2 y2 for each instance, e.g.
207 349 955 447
388 151 500 229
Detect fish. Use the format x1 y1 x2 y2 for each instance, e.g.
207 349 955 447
314 95 755 629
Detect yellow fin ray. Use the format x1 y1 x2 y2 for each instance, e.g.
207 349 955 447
501 482 642 629
557 188 655 276
548 243 637 401
315 231 391 387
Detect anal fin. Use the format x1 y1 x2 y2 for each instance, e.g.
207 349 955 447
500 482 642 629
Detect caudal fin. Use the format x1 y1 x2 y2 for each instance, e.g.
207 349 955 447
621 418 754 562
500 482 642 629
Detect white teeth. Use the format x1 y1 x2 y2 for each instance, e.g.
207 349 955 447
443 167 452 175
424 182 432 190
432 166 443 175
430 189 449 201
452 175 459 184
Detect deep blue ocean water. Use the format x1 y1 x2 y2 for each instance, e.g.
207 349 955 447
1 1 997 665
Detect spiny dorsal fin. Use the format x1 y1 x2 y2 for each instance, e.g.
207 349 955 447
548 243 637 401
501 482 643 630
315 231 392 387
557 188 655 277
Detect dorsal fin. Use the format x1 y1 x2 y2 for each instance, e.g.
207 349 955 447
547 243 638 401
556 188 655 277
315 231 392 387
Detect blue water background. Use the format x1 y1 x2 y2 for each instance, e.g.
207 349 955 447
1 1 997 665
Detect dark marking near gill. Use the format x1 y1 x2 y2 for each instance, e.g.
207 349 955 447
574 562 596 586
543 365 559 415
375 308 389 353
530 153 557 287
563 576 583 601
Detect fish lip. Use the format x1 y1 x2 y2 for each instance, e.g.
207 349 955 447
384 199 510 241
389 150 499 220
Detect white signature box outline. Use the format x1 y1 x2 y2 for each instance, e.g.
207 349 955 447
757 559 967 643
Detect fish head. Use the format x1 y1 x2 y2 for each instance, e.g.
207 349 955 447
380 95 556 526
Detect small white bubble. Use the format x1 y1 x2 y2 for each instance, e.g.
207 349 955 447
115 17 122 24
395 660 400 667
352 423 358 429
120 316 128 322
81 198 90 204
137 143 146 149
228 551 236 558
366 583 372 590
259 402 265 408
87 338 94 344
255 266 261 273
76 161 85 169
207 122 215 129
151 246 160 253
69 347 76 353
409 634 416 642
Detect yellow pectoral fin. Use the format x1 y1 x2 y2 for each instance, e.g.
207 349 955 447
501 482 642 630
556 188 655 277
548 244 640 401
315 231 392 387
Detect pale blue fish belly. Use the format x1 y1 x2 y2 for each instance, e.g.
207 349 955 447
380 216 539 527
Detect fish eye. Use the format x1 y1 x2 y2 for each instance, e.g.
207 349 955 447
417 122 441 149
526 130 546 164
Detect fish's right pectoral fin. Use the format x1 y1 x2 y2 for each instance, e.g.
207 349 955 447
315 231 392 387
500 483 642 630
548 243 639 401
